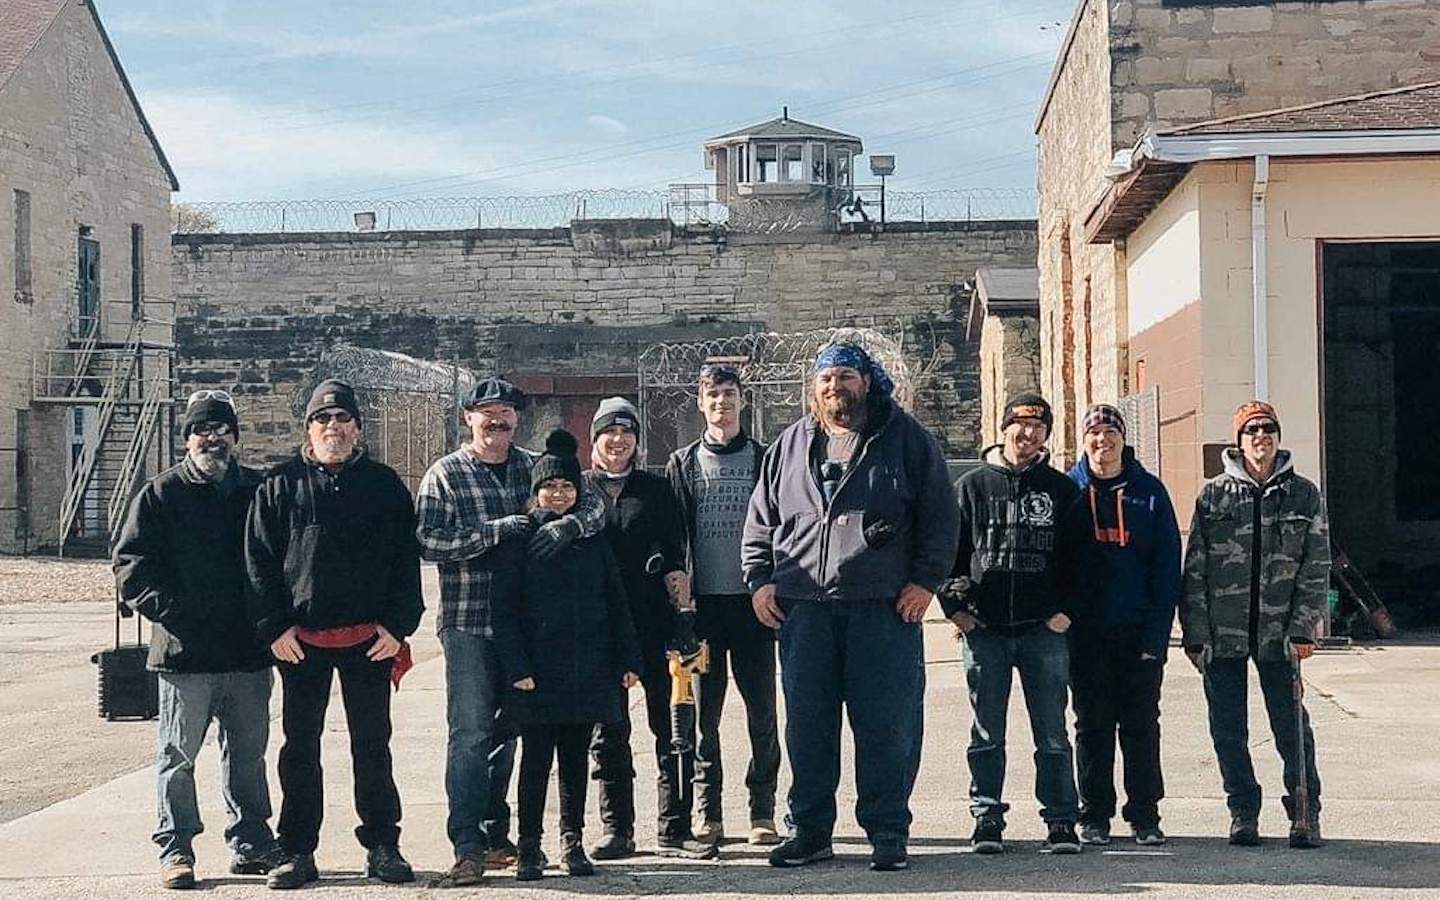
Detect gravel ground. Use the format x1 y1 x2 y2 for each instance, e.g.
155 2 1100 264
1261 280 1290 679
0 558 115 604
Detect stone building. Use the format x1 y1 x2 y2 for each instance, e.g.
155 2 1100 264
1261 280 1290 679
967 267 1040 449
1034 0 1440 473
0 0 178 554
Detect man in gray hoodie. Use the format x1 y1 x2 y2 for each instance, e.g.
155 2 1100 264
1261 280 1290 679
742 342 958 873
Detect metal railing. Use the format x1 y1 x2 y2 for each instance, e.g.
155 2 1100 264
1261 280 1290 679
107 372 168 546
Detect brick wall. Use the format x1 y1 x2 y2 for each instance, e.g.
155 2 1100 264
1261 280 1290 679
0 0 174 552
978 314 1041 449
171 221 1037 465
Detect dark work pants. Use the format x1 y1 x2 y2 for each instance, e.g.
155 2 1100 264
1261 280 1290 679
591 640 690 841
518 723 594 845
778 598 925 845
1203 655 1321 820
695 594 781 825
276 642 400 854
1070 638 1165 829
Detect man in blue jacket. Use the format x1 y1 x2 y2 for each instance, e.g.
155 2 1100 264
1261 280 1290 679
742 342 958 873
1064 404 1180 847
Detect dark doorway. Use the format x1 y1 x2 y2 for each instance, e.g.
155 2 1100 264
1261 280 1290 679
77 233 101 337
1323 242 1440 623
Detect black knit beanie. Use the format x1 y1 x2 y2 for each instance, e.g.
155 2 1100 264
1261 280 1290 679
531 428 583 495
183 396 239 439
1001 392 1054 433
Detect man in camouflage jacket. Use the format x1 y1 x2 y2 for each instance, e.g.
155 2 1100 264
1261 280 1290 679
1180 401 1328 849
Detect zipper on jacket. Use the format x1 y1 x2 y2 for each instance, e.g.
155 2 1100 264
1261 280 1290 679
815 421 880 600
1008 467 1018 628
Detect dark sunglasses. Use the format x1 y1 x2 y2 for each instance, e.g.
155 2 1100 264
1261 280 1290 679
311 410 354 425
1241 421 1278 436
190 422 232 438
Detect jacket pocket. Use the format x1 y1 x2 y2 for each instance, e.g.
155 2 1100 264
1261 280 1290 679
283 524 322 609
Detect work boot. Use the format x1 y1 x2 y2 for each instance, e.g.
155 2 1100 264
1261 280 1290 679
485 837 518 868
656 833 720 860
869 839 909 872
767 833 834 868
1289 817 1323 849
590 829 635 860
1043 823 1082 855
266 853 318 890
434 852 486 888
1133 824 1167 846
1078 822 1111 846
230 845 288 875
694 819 725 845
160 855 196 890
748 819 782 846
561 833 595 876
515 840 545 882
971 814 1005 854
365 845 415 884
1229 814 1260 847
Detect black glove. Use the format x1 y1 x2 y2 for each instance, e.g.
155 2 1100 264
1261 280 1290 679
528 516 582 560
669 608 700 656
494 514 534 541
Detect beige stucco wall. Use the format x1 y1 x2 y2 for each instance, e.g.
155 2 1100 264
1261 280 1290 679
0 0 174 550
978 313 1040 449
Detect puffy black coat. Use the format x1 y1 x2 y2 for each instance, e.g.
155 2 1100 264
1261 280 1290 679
113 459 272 673
491 509 642 725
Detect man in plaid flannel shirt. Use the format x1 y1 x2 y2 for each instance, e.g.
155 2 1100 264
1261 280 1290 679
416 376 606 887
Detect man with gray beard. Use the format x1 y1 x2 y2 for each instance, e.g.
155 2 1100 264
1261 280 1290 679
115 392 281 890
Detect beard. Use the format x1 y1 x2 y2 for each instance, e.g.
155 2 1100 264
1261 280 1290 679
188 444 230 480
819 389 867 427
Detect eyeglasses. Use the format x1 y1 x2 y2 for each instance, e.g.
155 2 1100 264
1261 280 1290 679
1242 421 1279 436
186 389 234 409
190 422 232 438
311 410 354 425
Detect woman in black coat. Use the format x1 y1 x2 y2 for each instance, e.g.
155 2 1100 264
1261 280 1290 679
491 429 641 881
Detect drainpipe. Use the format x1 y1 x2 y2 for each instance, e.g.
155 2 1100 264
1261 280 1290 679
1251 154 1270 400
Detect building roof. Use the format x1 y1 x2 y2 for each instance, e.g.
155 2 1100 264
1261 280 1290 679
966 267 1040 341
1160 80 1440 136
705 112 862 147
0 0 179 191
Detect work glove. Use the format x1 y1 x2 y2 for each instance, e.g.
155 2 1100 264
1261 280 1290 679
528 515 582 560
494 514 535 541
669 609 700 656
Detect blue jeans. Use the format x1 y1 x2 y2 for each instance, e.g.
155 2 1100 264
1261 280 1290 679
440 628 517 858
962 625 1079 824
1203 656 1321 819
154 669 276 863
778 598 924 845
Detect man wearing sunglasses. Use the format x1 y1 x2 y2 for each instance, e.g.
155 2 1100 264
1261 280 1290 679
1180 400 1328 849
246 379 424 889
115 393 280 889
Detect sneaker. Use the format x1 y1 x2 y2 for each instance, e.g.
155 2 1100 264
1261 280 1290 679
231 845 288 876
485 837 518 868
365 845 415 884
590 830 635 860
695 819 725 845
160 855 195 890
1229 815 1260 847
1078 822 1111 846
656 834 721 860
767 834 834 868
515 844 544 882
869 841 909 872
1043 823 1082 855
1133 824 1167 846
971 815 1005 854
1289 818 1322 849
266 853 318 890
433 852 486 888
748 819 782 846
561 837 596 876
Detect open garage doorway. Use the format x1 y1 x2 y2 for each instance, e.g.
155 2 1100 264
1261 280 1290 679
1323 241 1440 625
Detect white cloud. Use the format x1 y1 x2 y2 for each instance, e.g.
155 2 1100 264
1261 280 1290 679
585 114 628 135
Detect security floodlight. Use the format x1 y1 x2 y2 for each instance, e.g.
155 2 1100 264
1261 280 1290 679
869 154 896 177
354 211 377 232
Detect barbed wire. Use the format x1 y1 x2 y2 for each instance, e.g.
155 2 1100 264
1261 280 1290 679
180 187 1036 234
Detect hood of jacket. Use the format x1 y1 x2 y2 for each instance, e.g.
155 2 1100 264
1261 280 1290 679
1067 445 1141 490
979 443 1052 475
1220 447 1294 487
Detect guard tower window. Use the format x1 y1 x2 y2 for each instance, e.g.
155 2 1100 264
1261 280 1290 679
783 144 804 182
809 143 826 183
734 145 749 183
835 150 852 188
756 144 777 182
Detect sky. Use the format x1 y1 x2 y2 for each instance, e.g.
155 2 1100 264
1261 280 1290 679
106 0 1077 203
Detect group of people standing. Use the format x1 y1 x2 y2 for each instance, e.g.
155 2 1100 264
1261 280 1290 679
112 339 1330 890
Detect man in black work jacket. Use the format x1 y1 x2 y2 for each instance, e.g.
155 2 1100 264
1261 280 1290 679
246 380 424 890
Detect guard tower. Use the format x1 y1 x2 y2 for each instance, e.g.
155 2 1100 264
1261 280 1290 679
702 108 863 231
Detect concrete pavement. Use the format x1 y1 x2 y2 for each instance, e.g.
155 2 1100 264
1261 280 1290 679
3 583 1440 898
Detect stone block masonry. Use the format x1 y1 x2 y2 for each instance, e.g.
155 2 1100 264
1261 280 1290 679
171 220 1037 464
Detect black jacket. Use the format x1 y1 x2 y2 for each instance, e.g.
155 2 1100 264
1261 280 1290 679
584 467 686 651
491 510 642 725
946 445 1081 631
245 450 424 646
665 431 765 575
113 459 272 673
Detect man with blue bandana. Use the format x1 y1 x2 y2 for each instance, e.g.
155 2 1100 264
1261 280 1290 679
742 341 959 872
